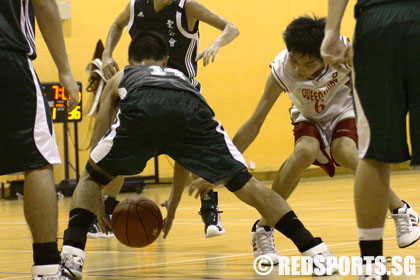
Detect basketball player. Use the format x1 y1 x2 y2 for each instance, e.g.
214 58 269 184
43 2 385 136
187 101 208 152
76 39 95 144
0 0 79 279
232 15 419 264
87 0 239 238
321 0 420 278
60 31 337 280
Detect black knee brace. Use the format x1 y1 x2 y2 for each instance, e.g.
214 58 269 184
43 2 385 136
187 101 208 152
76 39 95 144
225 169 252 192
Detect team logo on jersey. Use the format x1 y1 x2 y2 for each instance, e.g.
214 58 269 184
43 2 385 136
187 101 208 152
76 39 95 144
137 11 144 17
167 19 174 29
168 38 177 47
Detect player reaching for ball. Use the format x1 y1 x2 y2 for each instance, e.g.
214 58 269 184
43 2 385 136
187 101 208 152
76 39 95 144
60 31 338 280
232 15 420 264
87 0 240 239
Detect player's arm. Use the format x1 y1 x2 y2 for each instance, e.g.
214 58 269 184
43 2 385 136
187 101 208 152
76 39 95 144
232 73 284 153
32 0 79 111
102 3 131 79
185 0 239 66
320 0 351 72
90 70 124 149
161 163 190 238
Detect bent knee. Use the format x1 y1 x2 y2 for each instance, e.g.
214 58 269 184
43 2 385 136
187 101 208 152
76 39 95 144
331 137 358 165
293 138 320 163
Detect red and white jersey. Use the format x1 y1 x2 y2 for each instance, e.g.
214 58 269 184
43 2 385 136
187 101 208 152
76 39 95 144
271 37 353 123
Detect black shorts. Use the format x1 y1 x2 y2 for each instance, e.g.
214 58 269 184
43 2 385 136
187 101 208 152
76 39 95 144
353 0 420 166
0 49 60 175
87 88 247 188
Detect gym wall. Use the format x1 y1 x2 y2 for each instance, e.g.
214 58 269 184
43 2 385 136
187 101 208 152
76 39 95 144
1 0 357 184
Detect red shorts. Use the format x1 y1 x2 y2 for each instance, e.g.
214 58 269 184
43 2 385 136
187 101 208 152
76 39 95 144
293 118 358 177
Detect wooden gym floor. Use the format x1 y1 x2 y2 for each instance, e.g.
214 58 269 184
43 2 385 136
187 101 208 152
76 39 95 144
0 171 419 279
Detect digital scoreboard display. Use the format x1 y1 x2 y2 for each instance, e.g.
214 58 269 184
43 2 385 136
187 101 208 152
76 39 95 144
42 82 82 123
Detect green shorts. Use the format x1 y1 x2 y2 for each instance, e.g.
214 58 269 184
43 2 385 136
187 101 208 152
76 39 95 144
87 87 247 188
0 49 60 175
353 0 420 166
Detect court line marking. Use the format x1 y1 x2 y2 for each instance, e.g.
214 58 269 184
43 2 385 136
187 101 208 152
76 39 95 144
83 237 398 275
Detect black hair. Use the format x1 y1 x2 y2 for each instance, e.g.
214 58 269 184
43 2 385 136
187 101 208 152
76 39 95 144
128 31 169 62
283 15 326 60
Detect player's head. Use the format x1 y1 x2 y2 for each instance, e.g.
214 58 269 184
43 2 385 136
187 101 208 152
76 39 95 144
128 31 169 66
283 15 326 79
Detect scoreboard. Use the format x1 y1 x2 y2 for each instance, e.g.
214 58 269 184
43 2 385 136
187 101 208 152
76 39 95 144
42 82 82 123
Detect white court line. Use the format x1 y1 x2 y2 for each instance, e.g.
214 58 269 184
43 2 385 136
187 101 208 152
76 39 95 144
84 237 397 275
85 253 252 274
0 276 27 280
0 237 402 279
0 236 398 255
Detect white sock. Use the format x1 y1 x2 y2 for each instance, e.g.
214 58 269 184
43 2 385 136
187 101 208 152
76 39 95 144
358 227 384 241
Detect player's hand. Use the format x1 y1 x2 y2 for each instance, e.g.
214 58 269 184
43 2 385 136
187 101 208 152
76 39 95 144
161 198 176 239
58 71 79 112
97 194 112 234
320 30 352 72
102 56 119 80
196 43 220 67
188 178 213 199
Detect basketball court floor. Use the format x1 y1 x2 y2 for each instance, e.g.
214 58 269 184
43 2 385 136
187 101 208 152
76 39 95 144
0 171 419 279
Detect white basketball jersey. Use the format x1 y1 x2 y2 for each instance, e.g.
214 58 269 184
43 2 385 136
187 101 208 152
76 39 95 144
271 37 353 123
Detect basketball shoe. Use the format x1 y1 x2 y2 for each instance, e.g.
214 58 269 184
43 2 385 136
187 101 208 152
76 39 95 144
87 196 118 238
32 264 75 280
60 246 86 280
359 275 389 280
359 263 389 280
87 216 115 239
301 238 338 275
199 191 225 238
251 220 279 265
391 201 420 248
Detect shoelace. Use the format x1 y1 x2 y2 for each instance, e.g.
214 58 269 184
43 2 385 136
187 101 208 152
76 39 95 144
391 213 411 236
198 206 223 225
61 263 77 280
256 229 277 254
318 250 337 266
321 250 335 258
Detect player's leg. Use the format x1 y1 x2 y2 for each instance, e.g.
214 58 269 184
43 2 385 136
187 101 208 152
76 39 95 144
61 163 153 279
24 166 58 243
354 159 391 277
0 50 68 279
331 133 405 211
61 169 102 280
174 164 225 238
187 80 224 237
252 135 320 262
331 126 420 248
257 122 321 226
87 176 124 238
352 3 420 277
24 166 69 279
176 106 336 274
61 97 161 279
192 171 225 238
273 136 320 199
252 120 327 262
400 11 420 248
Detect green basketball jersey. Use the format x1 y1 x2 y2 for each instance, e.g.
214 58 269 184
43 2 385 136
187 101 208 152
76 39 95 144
0 0 37 59
119 65 212 112
127 0 199 79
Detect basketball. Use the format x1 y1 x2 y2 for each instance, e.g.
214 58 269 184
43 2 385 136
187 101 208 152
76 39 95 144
111 196 163 248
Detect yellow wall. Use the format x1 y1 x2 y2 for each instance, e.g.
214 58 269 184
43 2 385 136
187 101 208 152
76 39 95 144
0 0 357 185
